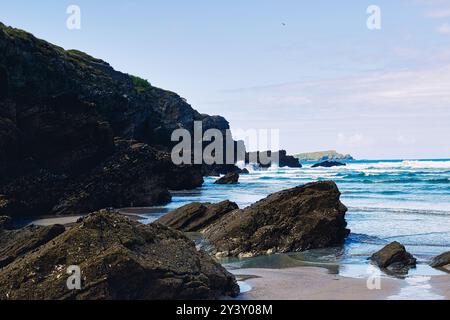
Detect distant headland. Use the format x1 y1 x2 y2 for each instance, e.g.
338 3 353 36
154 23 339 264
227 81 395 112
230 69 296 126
294 150 354 162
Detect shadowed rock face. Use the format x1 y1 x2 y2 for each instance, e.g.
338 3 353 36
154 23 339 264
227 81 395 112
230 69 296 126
214 172 240 185
155 201 239 232
0 211 239 300
0 216 12 229
0 220 65 268
370 242 417 272
430 251 450 269
203 181 349 258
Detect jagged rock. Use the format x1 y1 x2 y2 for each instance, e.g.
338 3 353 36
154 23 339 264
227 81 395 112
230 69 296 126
430 251 450 269
312 161 346 168
203 181 349 258
0 210 239 300
202 164 242 177
214 173 239 185
370 242 417 271
0 223 65 268
246 150 302 168
155 201 239 232
0 215 12 230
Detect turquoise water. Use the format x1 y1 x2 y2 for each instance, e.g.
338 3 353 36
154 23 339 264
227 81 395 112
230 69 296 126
138 159 450 276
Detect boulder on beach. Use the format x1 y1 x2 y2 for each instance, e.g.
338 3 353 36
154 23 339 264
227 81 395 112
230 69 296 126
203 181 350 258
0 210 239 300
155 201 239 232
312 161 346 168
430 251 450 269
370 242 417 271
214 172 240 185
0 221 65 268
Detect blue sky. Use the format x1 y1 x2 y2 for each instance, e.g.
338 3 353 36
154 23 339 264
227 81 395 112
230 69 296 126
1 0 450 159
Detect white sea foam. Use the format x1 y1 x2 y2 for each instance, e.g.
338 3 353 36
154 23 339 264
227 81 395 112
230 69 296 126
388 276 445 300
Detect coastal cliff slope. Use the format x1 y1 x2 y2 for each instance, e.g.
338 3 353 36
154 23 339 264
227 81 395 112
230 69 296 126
0 22 232 218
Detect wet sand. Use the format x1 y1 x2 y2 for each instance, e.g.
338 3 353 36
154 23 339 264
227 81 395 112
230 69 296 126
232 267 450 300
27 209 146 227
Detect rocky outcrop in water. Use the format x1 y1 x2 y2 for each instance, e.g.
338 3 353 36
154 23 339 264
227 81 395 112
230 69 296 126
430 251 450 269
156 201 239 232
246 150 302 168
202 164 243 177
370 242 417 271
214 172 240 185
312 161 346 168
0 210 239 300
202 181 349 258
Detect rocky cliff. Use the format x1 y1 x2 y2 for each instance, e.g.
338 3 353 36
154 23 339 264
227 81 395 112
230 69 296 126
0 22 234 218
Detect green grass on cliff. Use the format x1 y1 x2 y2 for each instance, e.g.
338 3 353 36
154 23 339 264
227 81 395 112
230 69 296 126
130 75 151 92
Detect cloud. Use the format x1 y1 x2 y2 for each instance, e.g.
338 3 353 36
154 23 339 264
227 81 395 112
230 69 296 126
393 47 418 58
436 22 450 33
224 64 450 113
426 8 450 18
337 133 373 148
396 135 417 145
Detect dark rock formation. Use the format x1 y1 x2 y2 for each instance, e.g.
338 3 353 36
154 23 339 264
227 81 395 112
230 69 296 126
203 181 349 258
0 210 239 300
240 168 250 174
246 150 302 168
0 22 238 218
155 201 239 232
370 242 417 271
0 221 65 268
214 172 240 185
430 251 450 269
202 164 243 177
312 161 346 168
0 215 12 229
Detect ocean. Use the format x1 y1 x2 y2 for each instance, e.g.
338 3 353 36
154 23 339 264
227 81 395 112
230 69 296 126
137 159 450 279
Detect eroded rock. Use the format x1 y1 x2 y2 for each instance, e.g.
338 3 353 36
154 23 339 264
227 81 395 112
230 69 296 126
430 251 450 269
312 161 346 168
370 242 417 271
0 223 65 268
0 210 239 300
155 201 239 232
203 181 349 258
214 173 239 185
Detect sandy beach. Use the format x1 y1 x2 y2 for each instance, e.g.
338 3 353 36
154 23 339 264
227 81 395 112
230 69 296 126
232 267 450 300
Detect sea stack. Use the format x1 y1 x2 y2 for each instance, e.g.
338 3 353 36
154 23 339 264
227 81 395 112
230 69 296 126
214 172 240 185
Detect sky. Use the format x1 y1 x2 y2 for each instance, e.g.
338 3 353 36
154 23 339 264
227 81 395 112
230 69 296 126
1 0 450 159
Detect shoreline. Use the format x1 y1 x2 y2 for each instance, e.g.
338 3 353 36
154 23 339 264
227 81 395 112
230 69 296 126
230 266 450 300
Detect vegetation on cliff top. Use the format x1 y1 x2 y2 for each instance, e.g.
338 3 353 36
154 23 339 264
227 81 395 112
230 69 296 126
129 74 151 92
